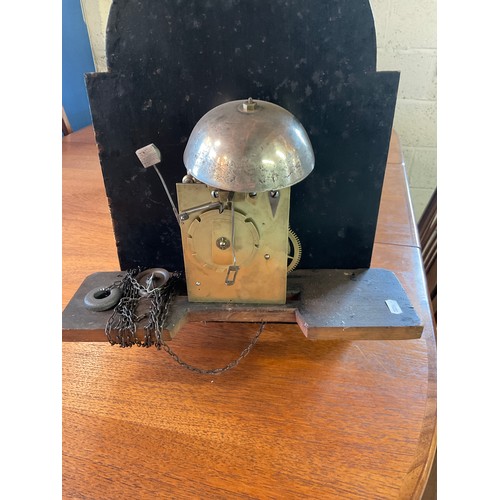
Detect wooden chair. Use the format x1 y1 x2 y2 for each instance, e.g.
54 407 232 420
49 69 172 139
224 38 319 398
418 188 437 500
418 188 437 324
62 106 73 136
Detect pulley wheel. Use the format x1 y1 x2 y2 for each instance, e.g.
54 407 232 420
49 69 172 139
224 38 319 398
84 286 122 312
136 268 171 295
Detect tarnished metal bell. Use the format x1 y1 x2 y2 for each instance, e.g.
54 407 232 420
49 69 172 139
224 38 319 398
183 98 315 193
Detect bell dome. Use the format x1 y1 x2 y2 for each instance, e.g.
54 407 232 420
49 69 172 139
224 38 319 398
183 98 315 193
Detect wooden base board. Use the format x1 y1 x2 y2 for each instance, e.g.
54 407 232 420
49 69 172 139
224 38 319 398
62 269 423 342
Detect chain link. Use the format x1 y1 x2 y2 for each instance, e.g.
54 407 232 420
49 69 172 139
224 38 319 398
161 321 266 375
104 269 265 374
104 268 142 347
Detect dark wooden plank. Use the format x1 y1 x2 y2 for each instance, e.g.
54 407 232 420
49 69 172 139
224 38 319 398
63 269 422 342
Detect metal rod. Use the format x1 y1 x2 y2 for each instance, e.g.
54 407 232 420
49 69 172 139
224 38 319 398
224 197 240 286
179 201 223 220
153 164 180 225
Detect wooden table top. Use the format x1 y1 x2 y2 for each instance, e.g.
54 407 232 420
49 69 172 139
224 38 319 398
62 126 436 499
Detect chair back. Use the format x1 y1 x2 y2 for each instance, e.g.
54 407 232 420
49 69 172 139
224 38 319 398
62 106 73 136
418 189 437 324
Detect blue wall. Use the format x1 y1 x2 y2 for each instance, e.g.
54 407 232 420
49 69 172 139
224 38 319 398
62 0 96 132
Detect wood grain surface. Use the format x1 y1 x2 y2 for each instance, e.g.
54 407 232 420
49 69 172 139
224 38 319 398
62 127 436 499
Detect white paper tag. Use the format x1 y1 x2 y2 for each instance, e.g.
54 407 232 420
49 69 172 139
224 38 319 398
135 143 161 168
385 299 402 314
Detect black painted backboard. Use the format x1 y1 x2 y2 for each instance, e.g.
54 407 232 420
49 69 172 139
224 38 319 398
85 0 399 271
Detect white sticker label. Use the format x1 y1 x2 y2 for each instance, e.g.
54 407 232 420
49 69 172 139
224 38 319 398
385 299 402 314
135 143 161 168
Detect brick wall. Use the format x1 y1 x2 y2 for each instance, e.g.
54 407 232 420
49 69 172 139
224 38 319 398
370 0 437 220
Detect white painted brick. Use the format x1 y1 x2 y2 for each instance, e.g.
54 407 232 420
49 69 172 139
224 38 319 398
386 0 437 50
377 0 437 192
409 148 437 189
369 0 392 47
401 146 414 165
98 0 112 30
377 49 436 100
409 187 435 221
81 0 110 71
393 99 437 148
401 146 415 179
98 0 112 71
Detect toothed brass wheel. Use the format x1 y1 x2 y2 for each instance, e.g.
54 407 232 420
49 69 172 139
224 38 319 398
287 228 302 273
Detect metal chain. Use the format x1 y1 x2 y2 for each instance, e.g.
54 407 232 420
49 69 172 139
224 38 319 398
161 322 266 375
104 269 143 347
144 279 178 348
104 269 265 374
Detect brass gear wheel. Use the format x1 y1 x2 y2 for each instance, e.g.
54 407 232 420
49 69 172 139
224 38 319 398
287 228 302 273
